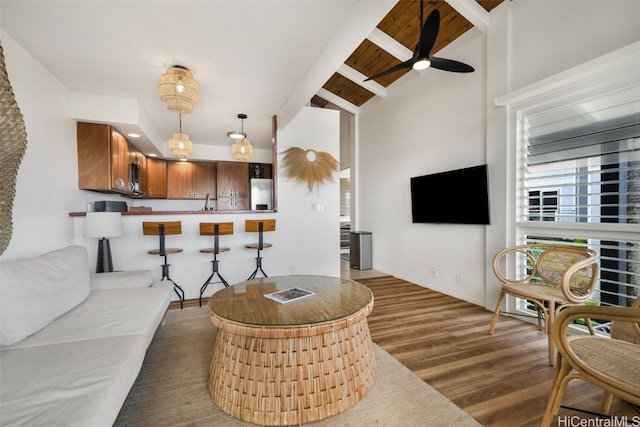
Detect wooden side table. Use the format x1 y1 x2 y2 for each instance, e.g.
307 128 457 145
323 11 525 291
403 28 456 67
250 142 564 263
207 275 376 425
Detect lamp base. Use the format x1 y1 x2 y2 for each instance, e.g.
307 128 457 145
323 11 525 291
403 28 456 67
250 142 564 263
96 238 114 273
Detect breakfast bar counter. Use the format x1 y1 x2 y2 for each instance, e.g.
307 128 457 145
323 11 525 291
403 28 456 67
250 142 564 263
207 275 376 425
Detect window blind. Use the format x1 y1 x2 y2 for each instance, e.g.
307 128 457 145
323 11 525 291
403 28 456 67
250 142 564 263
517 84 640 307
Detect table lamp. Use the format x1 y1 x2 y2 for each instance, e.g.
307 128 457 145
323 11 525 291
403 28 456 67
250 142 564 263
84 212 123 273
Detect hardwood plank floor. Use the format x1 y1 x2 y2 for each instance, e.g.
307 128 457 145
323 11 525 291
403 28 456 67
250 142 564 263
357 275 638 427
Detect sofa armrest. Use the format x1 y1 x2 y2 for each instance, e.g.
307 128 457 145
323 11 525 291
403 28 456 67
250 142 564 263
90 270 153 290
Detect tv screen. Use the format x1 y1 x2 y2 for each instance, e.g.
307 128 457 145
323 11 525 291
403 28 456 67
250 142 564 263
410 164 490 225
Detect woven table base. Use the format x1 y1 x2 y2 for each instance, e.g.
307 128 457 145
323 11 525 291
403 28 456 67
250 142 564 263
208 318 376 425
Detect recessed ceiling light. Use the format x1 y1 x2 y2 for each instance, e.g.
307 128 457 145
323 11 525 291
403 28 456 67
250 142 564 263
147 153 157 157
128 133 140 138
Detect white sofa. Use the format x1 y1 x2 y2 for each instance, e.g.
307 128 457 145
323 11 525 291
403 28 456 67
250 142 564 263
0 245 173 426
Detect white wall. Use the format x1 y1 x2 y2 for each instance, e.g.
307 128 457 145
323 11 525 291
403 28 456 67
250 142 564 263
357 26 488 306
0 32 341 303
0 32 95 259
356 0 640 309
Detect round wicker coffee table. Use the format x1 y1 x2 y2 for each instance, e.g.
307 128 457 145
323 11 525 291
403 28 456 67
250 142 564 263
207 275 376 426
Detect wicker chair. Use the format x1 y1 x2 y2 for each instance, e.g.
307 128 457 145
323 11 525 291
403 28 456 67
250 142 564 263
488 244 599 365
541 301 640 427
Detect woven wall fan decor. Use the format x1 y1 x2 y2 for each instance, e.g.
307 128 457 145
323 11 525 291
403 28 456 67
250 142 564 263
0 42 28 255
281 147 339 192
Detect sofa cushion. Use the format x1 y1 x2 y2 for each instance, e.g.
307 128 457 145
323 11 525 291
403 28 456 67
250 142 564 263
90 270 153 290
0 245 90 347
0 335 148 427
5 284 172 350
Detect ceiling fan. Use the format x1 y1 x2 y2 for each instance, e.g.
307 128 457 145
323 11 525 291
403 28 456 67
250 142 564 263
364 1 474 82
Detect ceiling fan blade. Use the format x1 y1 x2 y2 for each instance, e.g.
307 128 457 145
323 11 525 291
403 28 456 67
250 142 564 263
429 56 475 73
417 9 440 59
364 59 414 82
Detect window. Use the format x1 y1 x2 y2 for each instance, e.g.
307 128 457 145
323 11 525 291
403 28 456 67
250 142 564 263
516 84 640 308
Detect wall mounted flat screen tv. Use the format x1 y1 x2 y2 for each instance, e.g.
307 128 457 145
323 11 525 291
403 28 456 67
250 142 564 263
410 164 490 225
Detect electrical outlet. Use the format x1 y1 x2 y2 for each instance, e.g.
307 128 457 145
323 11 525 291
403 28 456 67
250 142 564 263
456 273 463 284
431 267 438 277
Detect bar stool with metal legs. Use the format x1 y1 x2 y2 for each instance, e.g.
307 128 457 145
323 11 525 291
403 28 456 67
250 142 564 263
142 221 185 309
245 219 276 280
198 221 233 307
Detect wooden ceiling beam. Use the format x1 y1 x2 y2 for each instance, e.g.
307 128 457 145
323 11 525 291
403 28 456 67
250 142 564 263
337 64 387 99
445 0 490 33
316 88 361 115
366 27 413 62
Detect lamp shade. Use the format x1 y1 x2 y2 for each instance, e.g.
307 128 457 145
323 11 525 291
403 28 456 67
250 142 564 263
158 66 200 114
232 138 254 161
84 212 123 238
168 132 193 158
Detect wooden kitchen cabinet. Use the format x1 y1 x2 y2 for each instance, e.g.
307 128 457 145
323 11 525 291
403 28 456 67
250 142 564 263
194 162 216 199
166 161 216 199
141 157 167 198
77 122 133 194
217 161 249 210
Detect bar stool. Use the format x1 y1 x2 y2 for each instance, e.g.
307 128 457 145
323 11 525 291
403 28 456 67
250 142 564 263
245 219 276 280
142 221 185 309
199 222 234 307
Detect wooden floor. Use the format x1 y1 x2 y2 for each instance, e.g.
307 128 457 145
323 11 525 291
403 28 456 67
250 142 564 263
358 276 638 427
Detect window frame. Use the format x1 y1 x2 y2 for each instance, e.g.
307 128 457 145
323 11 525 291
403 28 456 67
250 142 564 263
495 41 640 315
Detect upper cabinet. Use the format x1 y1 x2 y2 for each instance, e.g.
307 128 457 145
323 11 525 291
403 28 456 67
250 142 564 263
217 161 249 210
141 157 167 199
77 122 134 194
166 161 216 200
76 121 276 211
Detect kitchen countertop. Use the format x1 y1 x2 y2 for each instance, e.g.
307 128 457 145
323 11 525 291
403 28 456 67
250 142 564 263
69 209 275 217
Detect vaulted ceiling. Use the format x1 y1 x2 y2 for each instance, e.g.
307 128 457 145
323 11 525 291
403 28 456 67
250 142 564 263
0 0 503 156
313 0 503 114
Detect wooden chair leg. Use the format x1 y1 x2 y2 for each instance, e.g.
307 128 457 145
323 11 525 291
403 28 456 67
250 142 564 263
600 391 613 414
547 301 556 366
541 358 573 427
488 291 506 334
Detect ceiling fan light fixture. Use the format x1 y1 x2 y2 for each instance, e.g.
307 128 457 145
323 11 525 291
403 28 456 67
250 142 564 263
232 138 254 161
158 66 200 114
413 58 431 71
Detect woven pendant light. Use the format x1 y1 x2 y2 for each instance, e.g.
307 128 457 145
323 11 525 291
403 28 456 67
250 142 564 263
229 113 253 161
168 114 193 159
158 66 200 114
232 138 254 161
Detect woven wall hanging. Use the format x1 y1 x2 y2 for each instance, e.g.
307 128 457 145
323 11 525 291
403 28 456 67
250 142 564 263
281 147 339 192
0 42 28 255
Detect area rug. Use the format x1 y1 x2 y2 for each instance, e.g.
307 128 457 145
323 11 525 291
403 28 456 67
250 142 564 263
115 306 480 427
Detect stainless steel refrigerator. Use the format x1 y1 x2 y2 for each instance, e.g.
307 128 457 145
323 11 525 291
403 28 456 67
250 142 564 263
250 179 273 210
